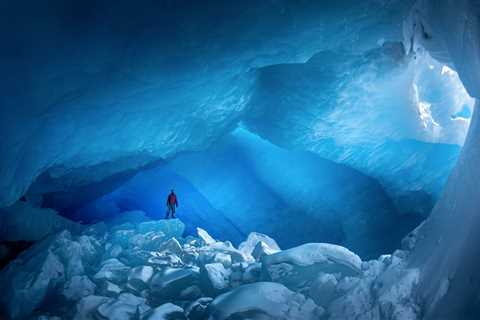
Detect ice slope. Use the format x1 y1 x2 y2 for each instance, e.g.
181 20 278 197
245 42 471 215
403 0 480 318
0 0 414 207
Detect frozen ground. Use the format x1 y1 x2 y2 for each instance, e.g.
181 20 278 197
0 214 421 319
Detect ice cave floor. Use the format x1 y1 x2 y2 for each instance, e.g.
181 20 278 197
0 211 421 320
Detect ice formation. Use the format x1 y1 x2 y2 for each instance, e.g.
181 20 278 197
402 1 480 318
1 0 479 318
0 202 79 242
0 0 416 208
245 43 471 215
0 218 422 319
76 128 418 258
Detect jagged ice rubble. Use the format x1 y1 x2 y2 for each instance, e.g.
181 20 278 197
0 212 421 319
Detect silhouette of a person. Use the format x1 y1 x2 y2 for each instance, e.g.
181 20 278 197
165 189 178 219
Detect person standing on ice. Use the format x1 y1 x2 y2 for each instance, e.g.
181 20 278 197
165 189 178 219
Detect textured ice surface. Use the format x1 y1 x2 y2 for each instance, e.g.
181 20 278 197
75 165 244 243
262 243 362 291
197 228 217 246
201 263 231 294
63 275 96 301
245 44 469 213
0 1 477 317
0 216 423 319
71 128 426 258
403 1 480 318
238 232 280 262
144 303 185 320
207 282 324 320
0 230 100 318
0 1 414 207
163 128 417 257
264 243 362 274
0 202 79 241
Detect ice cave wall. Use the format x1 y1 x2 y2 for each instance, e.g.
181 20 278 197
245 41 472 216
404 0 480 318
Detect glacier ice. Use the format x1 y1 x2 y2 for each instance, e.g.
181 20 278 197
245 43 470 216
196 228 217 246
0 0 478 318
238 232 280 263
95 292 150 320
74 295 111 320
262 243 362 291
0 202 79 242
201 263 232 294
207 282 324 320
93 258 130 284
0 215 425 319
74 165 244 244
121 128 418 258
0 0 414 207
63 275 96 301
144 303 186 320
0 229 99 318
400 0 480 318
126 265 154 292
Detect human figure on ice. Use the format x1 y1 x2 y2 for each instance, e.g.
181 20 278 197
165 189 178 219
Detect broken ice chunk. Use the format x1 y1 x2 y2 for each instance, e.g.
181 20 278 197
143 303 186 320
252 240 279 261
309 273 338 307
127 265 154 292
137 219 185 239
197 227 216 245
74 295 110 320
93 258 130 284
207 282 324 320
238 232 280 262
185 297 213 320
150 267 199 300
213 252 232 268
0 249 65 319
201 263 231 294
96 293 150 320
98 280 123 297
262 243 362 290
158 238 184 257
63 275 97 301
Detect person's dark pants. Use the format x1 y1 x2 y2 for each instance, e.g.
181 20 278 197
165 204 176 219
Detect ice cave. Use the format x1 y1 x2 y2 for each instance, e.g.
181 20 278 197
1 0 479 319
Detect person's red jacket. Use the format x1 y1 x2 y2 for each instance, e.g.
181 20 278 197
167 193 178 207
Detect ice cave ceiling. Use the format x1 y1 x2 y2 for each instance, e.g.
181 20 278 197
0 0 419 206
